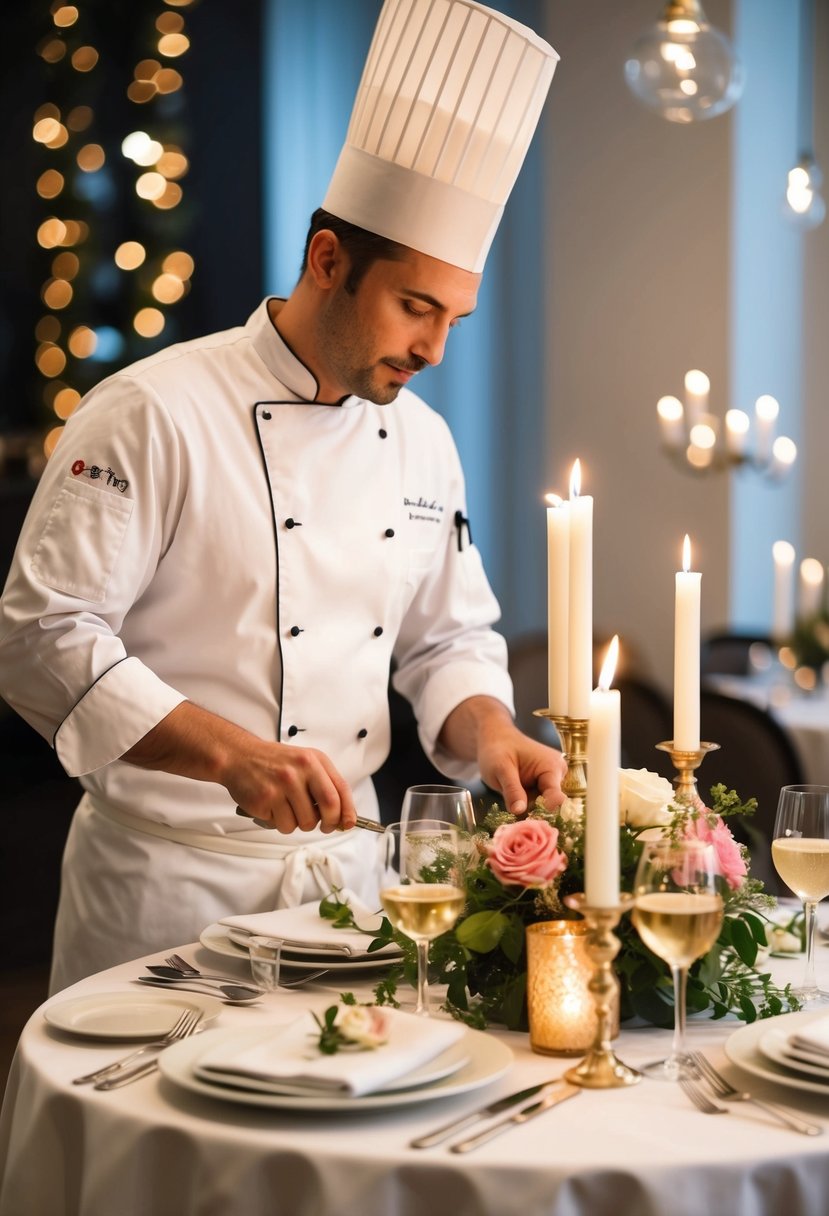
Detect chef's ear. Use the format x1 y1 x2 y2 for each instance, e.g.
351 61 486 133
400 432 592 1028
305 229 347 290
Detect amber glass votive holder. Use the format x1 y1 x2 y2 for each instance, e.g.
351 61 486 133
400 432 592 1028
526 920 619 1056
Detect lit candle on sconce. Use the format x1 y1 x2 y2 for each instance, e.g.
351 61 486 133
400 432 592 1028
755 395 779 465
725 409 750 458
546 493 570 716
684 369 710 429
585 635 620 907
568 460 593 722
657 396 685 450
674 536 701 752
799 557 824 621
772 540 796 642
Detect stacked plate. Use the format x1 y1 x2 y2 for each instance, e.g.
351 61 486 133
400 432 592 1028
726 1009 829 1097
200 899 404 974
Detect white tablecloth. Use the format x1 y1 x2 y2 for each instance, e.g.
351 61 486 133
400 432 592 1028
3 946 829 1216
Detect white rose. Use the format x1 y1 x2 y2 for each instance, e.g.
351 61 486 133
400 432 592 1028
619 768 675 828
334 1005 390 1049
768 927 802 954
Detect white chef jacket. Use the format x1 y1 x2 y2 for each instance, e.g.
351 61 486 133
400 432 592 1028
0 300 514 982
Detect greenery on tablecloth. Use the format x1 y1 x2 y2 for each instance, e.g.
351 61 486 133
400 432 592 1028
322 782 801 1032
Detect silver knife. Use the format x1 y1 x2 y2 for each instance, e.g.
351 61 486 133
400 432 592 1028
409 1079 564 1149
94 1058 161 1090
449 1083 581 1153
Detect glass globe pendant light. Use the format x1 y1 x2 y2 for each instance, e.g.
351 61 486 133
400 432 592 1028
624 0 744 123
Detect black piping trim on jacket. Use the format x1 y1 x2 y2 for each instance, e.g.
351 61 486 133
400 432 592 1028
51 653 132 750
252 400 290 743
264 300 350 408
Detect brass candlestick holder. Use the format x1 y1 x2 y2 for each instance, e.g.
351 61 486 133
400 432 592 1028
533 711 588 808
655 741 720 806
562 893 641 1089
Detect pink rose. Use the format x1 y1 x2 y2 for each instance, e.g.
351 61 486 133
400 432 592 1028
486 818 568 888
684 814 747 890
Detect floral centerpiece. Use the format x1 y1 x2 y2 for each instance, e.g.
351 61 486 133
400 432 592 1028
327 772 800 1031
790 612 829 672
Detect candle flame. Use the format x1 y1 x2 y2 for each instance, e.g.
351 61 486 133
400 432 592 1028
545 492 563 507
772 539 795 566
682 534 692 573
598 635 618 692
569 459 581 499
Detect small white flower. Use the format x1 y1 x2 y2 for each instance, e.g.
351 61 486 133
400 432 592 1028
619 768 675 828
768 927 802 954
334 1005 390 1049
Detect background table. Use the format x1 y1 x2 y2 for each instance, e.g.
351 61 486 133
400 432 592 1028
2 942 829 1216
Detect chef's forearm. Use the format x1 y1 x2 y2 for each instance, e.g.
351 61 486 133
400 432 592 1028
437 695 515 762
122 700 247 785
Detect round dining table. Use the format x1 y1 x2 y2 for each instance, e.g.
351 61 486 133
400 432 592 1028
2 941 829 1216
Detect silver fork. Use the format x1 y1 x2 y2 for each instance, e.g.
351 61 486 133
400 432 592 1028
680 1076 728 1115
73 1008 201 1086
165 953 328 988
93 1010 204 1090
690 1051 823 1136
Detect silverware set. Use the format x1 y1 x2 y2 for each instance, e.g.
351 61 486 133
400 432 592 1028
138 953 329 1003
73 1008 203 1089
410 1079 581 1153
681 1052 822 1136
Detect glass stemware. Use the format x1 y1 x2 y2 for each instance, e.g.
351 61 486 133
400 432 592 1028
771 784 829 1003
400 783 476 833
380 820 465 1016
632 838 724 1080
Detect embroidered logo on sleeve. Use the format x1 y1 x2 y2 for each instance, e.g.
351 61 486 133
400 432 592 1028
71 459 129 493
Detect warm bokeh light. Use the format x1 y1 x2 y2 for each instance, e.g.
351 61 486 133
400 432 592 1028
114 240 146 270
158 33 190 57
127 81 157 104
35 316 62 342
684 369 710 396
37 169 65 199
39 38 67 63
59 220 89 246
135 58 162 81
755 394 780 422
53 387 81 418
33 117 62 144
52 251 80 279
37 218 68 248
156 12 185 32
794 666 817 692
156 149 188 179
122 131 152 160
152 182 183 209
53 6 79 28
163 250 194 279
657 395 683 423
134 308 165 338
44 426 65 459
152 273 185 304
42 279 73 310
772 436 797 466
689 422 716 450
66 105 93 131
35 342 67 378
76 143 105 172
68 326 97 358
34 103 60 122
686 444 712 470
155 68 183 94
71 46 99 72
136 171 167 200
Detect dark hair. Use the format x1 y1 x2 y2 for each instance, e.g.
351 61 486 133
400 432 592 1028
300 208 407 293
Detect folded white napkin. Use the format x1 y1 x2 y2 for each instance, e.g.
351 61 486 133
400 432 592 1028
218 895 399 957
789 1015 829 1059
194 1008 465 1096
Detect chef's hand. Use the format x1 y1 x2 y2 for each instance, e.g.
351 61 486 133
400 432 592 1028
123 701 357 833
438 696 566 816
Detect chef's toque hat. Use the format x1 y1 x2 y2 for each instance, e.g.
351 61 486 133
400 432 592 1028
322 0 558 273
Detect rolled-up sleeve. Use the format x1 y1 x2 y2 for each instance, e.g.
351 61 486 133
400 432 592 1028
391 433 514 782
0 376 187 776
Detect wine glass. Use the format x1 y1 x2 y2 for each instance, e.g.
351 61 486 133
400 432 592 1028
380 820 465 1016
771 784 829 1003
400 784 476 833
632 838 724 1080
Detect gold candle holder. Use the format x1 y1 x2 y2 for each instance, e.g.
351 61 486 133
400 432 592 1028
533 711 588 808
655 740 720 806
561 893 641 1089
526 920 616 1055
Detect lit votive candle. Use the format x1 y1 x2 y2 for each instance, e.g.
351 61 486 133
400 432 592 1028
526 921 618 1055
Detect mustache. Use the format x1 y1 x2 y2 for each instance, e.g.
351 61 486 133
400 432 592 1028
382 357 428 374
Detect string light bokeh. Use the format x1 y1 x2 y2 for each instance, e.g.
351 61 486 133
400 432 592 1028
32 0 198 469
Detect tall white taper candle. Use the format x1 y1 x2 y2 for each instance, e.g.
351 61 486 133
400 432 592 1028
585 636 620 906
568 460 593 721
546 494 570 715
674 535 701 751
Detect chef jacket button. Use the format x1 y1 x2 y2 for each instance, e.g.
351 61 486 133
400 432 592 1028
261 410 272 421
373 626 383 637
378 428 387 438
357 728 368 739
287 725 299 737
285 517 301 529
384 527 395 538
290 625 302 637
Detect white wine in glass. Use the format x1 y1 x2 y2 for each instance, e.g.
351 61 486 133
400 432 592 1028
632 838 723 1080
772 784 829 1003
380 821 464 1017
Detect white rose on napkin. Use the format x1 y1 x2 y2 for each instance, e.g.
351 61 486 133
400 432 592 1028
334 1005 389 1049
194 1007 465 1096
619 768 675 828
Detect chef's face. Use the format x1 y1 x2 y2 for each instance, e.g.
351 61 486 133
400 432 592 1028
313 246 479 404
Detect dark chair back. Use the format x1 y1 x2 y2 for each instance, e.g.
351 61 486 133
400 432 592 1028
701 631 774 678
616 676 674 780
698 690 805 895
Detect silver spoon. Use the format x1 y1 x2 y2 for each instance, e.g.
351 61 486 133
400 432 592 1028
156 957 329 989
135 977 263 1004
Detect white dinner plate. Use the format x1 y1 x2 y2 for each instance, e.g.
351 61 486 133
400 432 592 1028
200 922 403 972
43 991 223 1040
159 1025 512 1111
726 1010 829 1097
758 1021 829 1081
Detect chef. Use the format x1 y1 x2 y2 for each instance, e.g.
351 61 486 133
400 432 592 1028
0 0 564 991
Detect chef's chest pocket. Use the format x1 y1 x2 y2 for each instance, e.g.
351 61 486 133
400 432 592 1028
399 515 446 596
31 477 134 604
